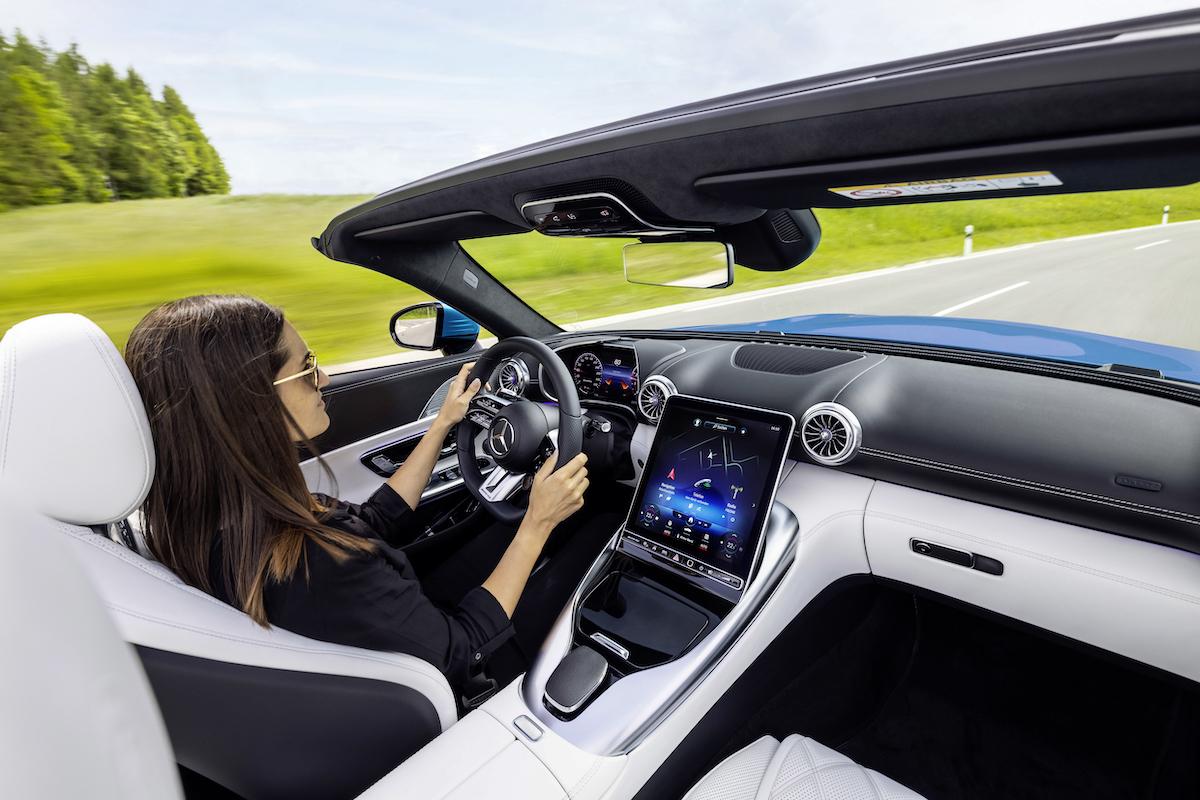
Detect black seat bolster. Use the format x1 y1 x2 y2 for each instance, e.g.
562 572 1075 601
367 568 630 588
136 646 442 800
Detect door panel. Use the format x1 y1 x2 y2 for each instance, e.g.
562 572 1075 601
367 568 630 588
303 353 496 546
314 356 470 453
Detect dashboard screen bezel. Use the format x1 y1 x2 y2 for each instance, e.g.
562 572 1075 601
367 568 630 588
620 394 795 600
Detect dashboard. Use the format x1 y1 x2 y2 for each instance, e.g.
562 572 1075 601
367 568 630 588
521 332 1200 560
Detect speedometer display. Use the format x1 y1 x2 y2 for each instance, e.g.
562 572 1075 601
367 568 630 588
573 352 603 395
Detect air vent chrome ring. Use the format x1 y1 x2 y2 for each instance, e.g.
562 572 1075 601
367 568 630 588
496 357 530 397
800 402 862 466
637 376 677 424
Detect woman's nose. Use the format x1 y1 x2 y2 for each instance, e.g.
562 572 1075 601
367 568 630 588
317 368 331 389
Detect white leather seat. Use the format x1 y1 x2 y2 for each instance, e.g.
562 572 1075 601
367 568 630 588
685 735 926 800
0 314 458 798
0 490 183 799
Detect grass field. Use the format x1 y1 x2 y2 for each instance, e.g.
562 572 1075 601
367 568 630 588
2 186 1198 366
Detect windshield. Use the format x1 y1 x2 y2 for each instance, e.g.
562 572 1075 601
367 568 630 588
465 185 1200 382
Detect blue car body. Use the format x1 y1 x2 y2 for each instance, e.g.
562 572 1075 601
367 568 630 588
693 314 1200 384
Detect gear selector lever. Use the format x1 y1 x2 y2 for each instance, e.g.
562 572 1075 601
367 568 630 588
543 646 608 717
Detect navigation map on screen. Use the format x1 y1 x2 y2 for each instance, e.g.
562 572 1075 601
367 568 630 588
626 397 792 584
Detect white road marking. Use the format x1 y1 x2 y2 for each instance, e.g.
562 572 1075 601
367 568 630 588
1134 239 1170 251
933 281 1030 317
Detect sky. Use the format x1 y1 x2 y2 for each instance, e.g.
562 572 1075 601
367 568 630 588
4 0 1197 195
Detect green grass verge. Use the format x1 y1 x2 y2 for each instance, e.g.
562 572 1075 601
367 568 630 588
2 186 1198 365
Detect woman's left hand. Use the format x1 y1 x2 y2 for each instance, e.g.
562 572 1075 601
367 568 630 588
435 362 483 428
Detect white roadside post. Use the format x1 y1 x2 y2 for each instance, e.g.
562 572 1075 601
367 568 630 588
1162 205 1170 225
963 224 974 256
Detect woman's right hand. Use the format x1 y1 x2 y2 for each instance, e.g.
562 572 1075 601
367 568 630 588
525 451 588 536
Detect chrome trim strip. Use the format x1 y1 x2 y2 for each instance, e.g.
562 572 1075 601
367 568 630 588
589 632 630 661
519 192 712 236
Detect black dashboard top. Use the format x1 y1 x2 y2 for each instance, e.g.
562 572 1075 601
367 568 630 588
533 332 1200 558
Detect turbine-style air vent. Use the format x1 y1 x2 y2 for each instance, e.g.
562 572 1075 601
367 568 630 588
496 358 529 397
800 402 862 466
637 376 677 424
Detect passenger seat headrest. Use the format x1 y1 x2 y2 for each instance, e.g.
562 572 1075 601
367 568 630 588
0 314 154 526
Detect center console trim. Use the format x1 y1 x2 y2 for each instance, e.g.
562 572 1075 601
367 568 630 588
521 500 799 756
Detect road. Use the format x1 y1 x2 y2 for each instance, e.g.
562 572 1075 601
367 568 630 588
331 222 1198 373
584 221 1200 351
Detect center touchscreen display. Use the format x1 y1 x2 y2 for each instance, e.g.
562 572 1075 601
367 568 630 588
624 395 794 590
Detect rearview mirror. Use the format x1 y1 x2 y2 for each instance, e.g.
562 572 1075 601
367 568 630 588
389 302 480 355
623 242 734 289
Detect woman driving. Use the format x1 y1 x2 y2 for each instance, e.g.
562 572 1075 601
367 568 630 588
124 294 590 690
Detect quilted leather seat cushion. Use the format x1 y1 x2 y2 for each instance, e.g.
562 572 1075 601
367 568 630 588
685 734 925 800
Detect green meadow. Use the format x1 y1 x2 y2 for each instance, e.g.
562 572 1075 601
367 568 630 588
2 186 1198 365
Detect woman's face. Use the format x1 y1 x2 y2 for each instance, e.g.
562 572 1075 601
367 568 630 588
275 321 331 441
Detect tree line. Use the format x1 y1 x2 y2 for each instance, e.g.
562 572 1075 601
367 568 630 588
0 31 230 211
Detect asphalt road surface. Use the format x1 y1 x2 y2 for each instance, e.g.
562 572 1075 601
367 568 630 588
587 221 1200 351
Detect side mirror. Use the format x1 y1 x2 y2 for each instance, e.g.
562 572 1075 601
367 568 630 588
623 242 734 289
389 302 480 355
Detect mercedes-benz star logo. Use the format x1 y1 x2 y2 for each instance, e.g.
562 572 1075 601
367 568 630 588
489 418 514 457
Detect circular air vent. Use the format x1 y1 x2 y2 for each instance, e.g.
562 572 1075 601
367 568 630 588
637 376 677 424
800 402 862 466
496 358 529 397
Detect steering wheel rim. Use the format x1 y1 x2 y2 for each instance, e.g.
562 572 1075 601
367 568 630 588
457 337 583 524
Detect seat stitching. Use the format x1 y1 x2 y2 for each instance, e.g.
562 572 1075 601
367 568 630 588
0 340 17 474
83 324 154 515
867 509 1200 606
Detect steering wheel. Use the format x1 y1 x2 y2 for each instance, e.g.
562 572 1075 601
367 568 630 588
457 337 583 524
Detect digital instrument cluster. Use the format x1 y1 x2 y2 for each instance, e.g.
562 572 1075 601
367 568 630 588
545 343 639 405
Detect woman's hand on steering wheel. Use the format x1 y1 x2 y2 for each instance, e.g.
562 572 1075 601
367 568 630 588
524 451 589 539
435 362 483 429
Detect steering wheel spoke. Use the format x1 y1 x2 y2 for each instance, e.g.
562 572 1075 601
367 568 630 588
478 465 526 502
456 337 583 525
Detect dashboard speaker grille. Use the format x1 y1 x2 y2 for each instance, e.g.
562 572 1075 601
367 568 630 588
734 344 863 375
800 402 862 466
637 376 677 424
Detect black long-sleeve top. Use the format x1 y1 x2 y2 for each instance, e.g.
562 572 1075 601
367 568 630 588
210 484 513 688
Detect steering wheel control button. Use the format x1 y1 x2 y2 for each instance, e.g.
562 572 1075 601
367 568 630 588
513 715 543 742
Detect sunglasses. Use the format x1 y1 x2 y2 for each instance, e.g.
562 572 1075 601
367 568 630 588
273 351 320 390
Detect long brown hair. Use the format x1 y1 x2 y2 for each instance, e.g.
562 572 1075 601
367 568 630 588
125 295 371 625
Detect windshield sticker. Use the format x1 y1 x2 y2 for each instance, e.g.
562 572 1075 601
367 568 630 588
830 171 1063 200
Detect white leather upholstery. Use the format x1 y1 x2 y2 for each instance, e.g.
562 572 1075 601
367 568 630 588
0 313 154 525
0 492 183 799
865 481 1200 684
357 710 564 800
0 314 458 731
684 735 925 800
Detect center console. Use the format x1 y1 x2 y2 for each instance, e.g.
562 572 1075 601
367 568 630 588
523 395 799 755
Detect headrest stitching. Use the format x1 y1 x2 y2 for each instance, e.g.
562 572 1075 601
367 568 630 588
0 339 17 475
82 324 155 517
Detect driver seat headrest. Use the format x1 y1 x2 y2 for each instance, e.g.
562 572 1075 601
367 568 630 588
0 314 154 526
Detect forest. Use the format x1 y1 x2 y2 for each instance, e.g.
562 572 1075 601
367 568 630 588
0 31 229 211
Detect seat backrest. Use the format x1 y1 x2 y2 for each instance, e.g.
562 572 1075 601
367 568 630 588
0 314 457 799
0 491 183 800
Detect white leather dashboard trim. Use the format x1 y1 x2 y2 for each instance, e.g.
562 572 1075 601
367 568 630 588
864 481 1200 683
